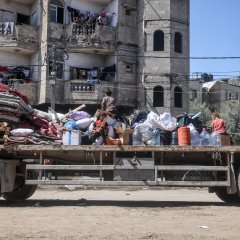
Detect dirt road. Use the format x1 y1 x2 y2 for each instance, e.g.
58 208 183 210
0 187 239 240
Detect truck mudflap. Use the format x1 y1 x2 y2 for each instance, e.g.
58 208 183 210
0 160 18 193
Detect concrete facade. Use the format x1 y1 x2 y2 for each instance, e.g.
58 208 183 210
0 0 190 115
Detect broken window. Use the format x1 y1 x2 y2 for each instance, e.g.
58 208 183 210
17 13 30 25
153 86 164 107
174 86 183 108
174 32 182 53
50 4 64 24
153 30 164 51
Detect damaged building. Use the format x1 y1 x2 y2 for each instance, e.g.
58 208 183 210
0 0 190 116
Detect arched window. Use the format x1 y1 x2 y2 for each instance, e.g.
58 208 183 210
153 86 164 107
153 30 164 51
174 86 183 108
174 32 182 53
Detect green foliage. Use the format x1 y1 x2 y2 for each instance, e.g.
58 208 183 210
189 99 212 126
222 101 240 145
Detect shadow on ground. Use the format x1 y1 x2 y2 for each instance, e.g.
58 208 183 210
0 199 239 208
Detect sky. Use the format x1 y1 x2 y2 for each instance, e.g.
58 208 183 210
190 0 240 79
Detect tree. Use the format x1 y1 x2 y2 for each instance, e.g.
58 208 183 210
222 101 240 145
189 99 212 126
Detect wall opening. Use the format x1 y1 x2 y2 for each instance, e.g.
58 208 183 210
153 30 164 51
153 86 164 107
174 86 183 108
174 32 182 53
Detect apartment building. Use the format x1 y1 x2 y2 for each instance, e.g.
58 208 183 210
0 0 190 115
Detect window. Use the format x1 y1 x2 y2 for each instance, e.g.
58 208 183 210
174 86 183 108
153 30 164 51
125 9 131 15
49 61 64 79
153 86 164 107
17 13 30 25
228 92 238 101
50 4 64 24
174 32 182 53
126 64 132 73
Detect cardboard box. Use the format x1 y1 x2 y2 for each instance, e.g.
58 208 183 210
106 137 122 145
62 130 82 145
220 133 231 146
116 127 133 145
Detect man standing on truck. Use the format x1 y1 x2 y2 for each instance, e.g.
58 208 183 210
211 112 226 133
101 89 117 115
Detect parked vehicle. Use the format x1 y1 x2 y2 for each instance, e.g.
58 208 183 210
0 143 240 203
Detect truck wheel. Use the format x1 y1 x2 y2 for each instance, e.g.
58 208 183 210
215 166 240 203
2 169 37 201
215 188 240 203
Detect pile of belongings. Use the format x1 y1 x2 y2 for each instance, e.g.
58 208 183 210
130 110 178 146
0 83 62 145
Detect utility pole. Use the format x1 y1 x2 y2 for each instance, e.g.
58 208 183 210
45 45 69 111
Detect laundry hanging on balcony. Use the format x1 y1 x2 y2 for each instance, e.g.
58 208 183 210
0 22 15 35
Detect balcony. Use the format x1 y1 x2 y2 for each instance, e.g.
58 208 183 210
66 24 116 54
64 80 99 105
0 23 38 54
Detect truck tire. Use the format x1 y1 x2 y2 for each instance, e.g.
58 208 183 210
2 168 38 201
2 184 37 201
215 188 240 203
215 166 240 203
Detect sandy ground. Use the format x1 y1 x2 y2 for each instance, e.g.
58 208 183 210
0 187 240 240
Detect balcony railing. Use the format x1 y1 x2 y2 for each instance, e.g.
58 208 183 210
0 22 37 46
66 23 116 51
70 82 96 92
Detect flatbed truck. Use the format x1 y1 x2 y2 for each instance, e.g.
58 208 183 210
0 144 240 203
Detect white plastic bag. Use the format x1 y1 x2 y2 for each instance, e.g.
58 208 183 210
76 118 92 130
10 128 34 137
160 112 177 131
145 111 163 129
138 123 152 142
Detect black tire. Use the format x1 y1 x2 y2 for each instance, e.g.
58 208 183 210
2 184 37 200
2 167 38 201
215 166 240 203
215 188 240 203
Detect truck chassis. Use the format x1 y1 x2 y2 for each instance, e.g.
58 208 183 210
0 145 240 203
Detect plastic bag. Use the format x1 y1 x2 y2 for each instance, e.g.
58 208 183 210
138 123 152 142
108 126 115 138
64 120 79 130
159 112 177 131
76 118 93 130
69 111 91 121
10 128 34 137
106 116 116 126
145 111 163 129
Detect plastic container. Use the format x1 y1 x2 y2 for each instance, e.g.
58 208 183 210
178 126 191 146
200 129 210 146
132 128 144 146
210 131 221 146
190 129 201 146
138 124 152 143
159 130 171 145
151 129 161 146
170 130 178 146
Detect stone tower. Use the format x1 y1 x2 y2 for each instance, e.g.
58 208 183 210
137 0 190 116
